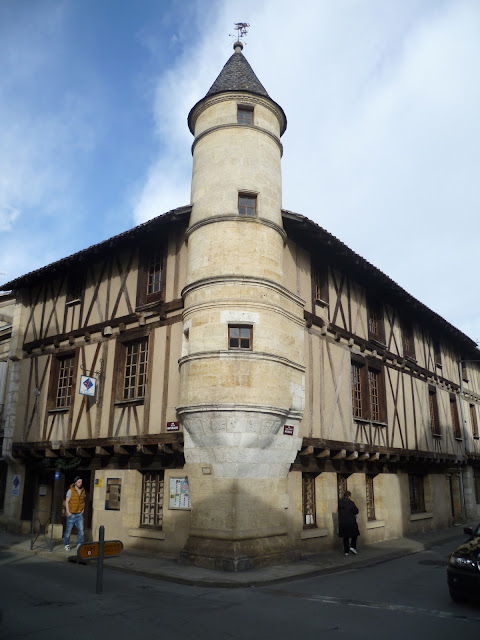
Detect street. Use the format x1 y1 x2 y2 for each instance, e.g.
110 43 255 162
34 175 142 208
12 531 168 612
0 538 479 639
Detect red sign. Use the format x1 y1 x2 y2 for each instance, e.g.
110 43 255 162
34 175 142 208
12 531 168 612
167 422 180 432
283 425 294 436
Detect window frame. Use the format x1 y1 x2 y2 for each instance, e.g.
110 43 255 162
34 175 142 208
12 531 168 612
302 473 317 529
238 193 257 217
237 104 254 125
367 298 385 344
366 474 376 521
47 351 78 412
140 471 165 529
409 474 426 514
429 386 441 437
337 474 349 503
312 261 329 307
228 324 253 351
470 404 479 439
449 394 462 440
351 356 387 423
402 321 416 360
136 245 166 308
114 328 151 403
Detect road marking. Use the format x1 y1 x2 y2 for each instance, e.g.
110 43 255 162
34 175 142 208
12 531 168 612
261 589 480 622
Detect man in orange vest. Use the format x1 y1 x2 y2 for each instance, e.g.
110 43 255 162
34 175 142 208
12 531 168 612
64 476 86 551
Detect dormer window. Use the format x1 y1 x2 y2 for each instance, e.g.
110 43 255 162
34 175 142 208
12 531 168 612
237 105 253 125
66 269 85 305
238 193 257 217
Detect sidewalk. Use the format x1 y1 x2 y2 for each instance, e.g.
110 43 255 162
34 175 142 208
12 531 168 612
0 525 468 588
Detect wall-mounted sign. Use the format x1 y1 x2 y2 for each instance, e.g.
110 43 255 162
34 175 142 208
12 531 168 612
105 478 121 511
11 475 21 497
54 471 60 480
283 425 294 436
38 485 47 497
79 375 97 397
169 477 191 510
95 478 103 487
166 421 180 432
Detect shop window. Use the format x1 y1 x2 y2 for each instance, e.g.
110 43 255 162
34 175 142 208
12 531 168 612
140 472 164 528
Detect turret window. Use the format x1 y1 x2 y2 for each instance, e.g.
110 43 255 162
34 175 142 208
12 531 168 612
228 325 252 350
237 105 253 125
238 193 256 217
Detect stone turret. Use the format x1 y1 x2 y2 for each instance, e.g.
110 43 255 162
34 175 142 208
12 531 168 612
177 42 305 570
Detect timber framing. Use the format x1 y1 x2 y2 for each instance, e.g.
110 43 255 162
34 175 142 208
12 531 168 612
292 437 465 473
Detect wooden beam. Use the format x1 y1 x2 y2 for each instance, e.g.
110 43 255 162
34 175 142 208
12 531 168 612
379 454 390 462
45 449 58 458
158 444 174 454
346 451 358 461
332 449 346 460
358 453 370 461
136 444 155 455
60 447 75 458
76 447 94 458
299 446 315 456
95 446 112 457
113 444 133 456
316 449 330 458
369 452 380 461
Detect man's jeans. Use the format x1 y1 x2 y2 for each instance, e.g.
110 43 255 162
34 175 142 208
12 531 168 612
64 513 84 547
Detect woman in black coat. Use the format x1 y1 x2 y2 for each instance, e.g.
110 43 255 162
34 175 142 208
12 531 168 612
338 491 360 555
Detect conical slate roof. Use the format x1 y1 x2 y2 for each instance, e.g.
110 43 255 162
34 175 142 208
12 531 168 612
206 45 270 98
188 42 287 135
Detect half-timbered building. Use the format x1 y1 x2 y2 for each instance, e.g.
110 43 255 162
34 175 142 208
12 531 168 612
1 42 479 569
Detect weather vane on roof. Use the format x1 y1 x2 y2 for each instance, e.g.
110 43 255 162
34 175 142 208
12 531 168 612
229 22 250 45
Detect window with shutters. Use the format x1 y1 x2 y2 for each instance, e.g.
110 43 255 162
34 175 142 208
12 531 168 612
470 404 479 439
302 473 317 528
140 472 164 528
450 394 462 439
409 474 426 513
429 387 441 436
237 105 253 125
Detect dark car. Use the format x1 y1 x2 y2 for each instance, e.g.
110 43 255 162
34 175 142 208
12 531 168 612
447 522 480 602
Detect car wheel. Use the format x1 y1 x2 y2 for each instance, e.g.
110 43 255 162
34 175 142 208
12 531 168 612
448 586 464 603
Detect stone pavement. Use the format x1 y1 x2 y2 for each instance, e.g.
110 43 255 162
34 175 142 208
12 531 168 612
0 525 469 588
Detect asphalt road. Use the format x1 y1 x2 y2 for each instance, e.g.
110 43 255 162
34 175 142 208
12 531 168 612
0 539 479 639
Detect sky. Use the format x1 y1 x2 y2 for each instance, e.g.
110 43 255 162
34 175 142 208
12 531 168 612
0 0 479 344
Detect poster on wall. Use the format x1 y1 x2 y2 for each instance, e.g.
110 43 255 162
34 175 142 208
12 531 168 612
105 478 121 510
169 477 191 510
11 475 21 497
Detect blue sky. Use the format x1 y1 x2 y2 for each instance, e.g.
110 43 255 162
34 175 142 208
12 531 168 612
1 0 479 344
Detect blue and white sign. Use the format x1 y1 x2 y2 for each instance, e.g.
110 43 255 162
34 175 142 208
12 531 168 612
79 375 97 397
11 475 21 497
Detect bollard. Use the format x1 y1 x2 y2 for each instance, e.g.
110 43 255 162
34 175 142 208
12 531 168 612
96 525 105 594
